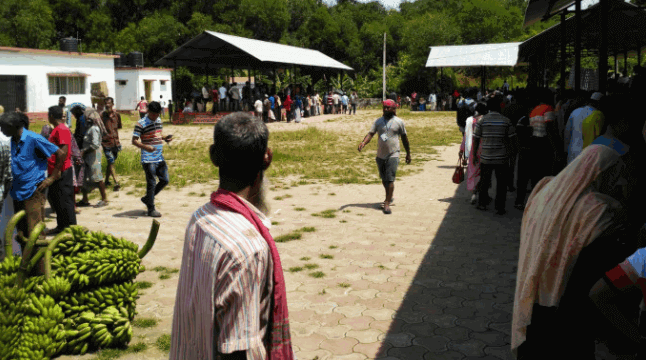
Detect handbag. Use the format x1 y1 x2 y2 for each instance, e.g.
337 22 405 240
452 155 465 184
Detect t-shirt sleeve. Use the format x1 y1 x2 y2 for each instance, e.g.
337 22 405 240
133 123 143 138
544 107 556 122
369 120 379 134
55 127 72 146
605 248 646 290
34 133 61 158
117 114 122 129
507 121 517 138
474 119 482 138
214 251 267 355
398 119 407 136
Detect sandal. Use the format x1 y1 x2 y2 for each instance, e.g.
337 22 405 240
76 200 91 207
380 198 394 209
113 183 121 192
95 200 109 208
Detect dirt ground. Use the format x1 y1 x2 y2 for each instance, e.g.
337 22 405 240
54 110 513 360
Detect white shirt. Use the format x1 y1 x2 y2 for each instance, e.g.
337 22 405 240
202 87 209 98
254 100 263 113
464 116 476 158
219 87 227 99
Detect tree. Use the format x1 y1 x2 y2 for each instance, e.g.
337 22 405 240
239 0 291 42
0 0 56 49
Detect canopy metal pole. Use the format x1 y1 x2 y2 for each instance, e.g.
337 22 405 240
574 0 581 91
599 0 608 93
560 12 566 91
172 60 177 112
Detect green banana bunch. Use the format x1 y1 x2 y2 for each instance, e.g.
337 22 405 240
55 226 139 256
51 248 141 290
65 306 133 353
60 281 138 321
0 255 21 276
34 276 72 300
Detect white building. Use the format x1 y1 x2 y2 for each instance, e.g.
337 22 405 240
0 46 117 116
114 68 173 111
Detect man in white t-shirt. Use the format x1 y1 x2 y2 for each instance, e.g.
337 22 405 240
357 99 411 215
254 97 263 119
159 95 167 118
219 83 228 112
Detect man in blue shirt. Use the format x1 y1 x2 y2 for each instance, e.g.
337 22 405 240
269 93 275 121
0 112 65 245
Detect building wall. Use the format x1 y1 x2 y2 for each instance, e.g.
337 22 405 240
0 51 115 112
114 69 172 111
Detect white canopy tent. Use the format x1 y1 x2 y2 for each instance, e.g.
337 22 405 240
425 43 522 68
425 43 521 94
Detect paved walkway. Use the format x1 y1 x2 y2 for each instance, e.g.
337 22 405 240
281 143 522 360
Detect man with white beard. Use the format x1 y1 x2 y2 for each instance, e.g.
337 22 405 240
358 99 411 215
170 112 294 360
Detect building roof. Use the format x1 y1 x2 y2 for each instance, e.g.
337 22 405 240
524 0 576 27
425 43 522 68
115 67 173 71
518 0 646 63
0 46 118 59
155 31 353 72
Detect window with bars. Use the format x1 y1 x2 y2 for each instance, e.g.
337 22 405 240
48 76 86 95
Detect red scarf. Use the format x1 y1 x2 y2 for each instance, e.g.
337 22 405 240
211 189 293 360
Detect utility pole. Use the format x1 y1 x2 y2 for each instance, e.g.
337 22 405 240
383 32 386 100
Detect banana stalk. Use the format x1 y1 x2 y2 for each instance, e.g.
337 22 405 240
44 233 73 279
16 222 45 287
26 247 47 274
4 210 25 258
137 220 160 259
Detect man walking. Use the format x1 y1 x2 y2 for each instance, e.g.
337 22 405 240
101 97 122 191
135 96 148 119
132 102 172 218
472 96 518 215
429 92 437 112
350 91 358 115
342 92 349 114
170 112 294 360
219 83 228 112
45 106 76 235
0 112 65 244
357 99 411 215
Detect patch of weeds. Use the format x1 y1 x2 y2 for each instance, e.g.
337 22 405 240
340 220 347 223
288 267 303 273
159 274 170 280
200 192 207 197
274 196 284 200
319 254 334 259
188 191 197 196
153 266 179 280
300 257 311 261
329 245 338 249
390 243 395 246
319 289 327 295
181 203 189 207
311 209 337 218
342 210 351 213
126 190 135 195
274 226 316 243
357 213 365 216
156 334 172 352
304 263 319 270
300 227 316 233
136 281 153 290
93 342 148 360
298 179 309 185
328 192 336 196
294 207 306 211
378 265 387 270
309 271 325 278
133 318 158 328
338 282 351 288
271 221 280 225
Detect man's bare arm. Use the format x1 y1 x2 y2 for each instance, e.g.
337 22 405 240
358 132 375 152
132 136 154 152
589 278 642 345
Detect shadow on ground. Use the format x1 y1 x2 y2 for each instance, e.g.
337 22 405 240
113 210 149 219
375 177 522 360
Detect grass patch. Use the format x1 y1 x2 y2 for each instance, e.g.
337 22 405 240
200 192 207 197
319 254 334 259
319 289 327 295
390 243 395 246
338 282 351 288
300 257 311 261
93 342 148 360
304 263 319 270
311 209 337 218
271 221 280 225
329 245 338 249
328 193 336 196
188 191 197 196
340 220 347 223
274 226 316 243
288 267 303 273
136 281 153 290
342 210 351 213
153 266 179 280
378 265 387 270
294 207 306 211
309 271 325 278
132 318 158 328
159 274 170 280
357 213 365 216
126 190 135 195
156 334 172 352
274 194 293 201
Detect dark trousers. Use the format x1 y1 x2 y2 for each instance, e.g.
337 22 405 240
516 150 532 205
530 138 554 185
478 163 508 211
142 161 169 210
220 99 227 112
48 167 77 231
351 104 356 114
168 104 173 119
508 152 517 190
13 188 46 243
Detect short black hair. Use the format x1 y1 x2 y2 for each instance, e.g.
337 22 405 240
211 112 269 187
71 106 84 116
0 112 25 129
59 96 66 101
141 96 145 100
148 101 161 113
475 102 488 116
486 96 502 113
49 105 63 120
105 97 114 104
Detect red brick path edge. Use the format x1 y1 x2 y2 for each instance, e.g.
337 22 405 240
170 111 254 125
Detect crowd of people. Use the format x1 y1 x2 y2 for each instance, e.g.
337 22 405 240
0 96 173 260
175 82 360 123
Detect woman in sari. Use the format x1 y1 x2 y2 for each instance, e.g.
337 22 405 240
283 95 293 123
513 120 646 360
459 102 487 204
77 110 108 207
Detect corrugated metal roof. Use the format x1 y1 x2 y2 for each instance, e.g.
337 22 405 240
524 0 577 27
425 43 521 68
155 31 353 71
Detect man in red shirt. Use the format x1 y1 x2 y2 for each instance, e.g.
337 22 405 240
46 105 76 235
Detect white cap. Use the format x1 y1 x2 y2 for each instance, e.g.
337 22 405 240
591 92 604 101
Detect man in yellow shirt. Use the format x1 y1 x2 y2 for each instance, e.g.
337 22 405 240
582 92 605 149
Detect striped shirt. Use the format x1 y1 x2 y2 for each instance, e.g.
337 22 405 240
474 111 516 165
170 199 273 360
133 115 163 163
529 104 555 138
